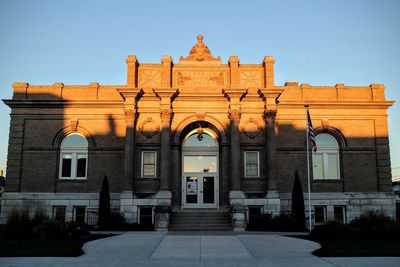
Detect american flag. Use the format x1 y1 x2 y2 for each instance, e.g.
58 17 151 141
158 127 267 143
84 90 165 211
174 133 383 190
306 107 317 153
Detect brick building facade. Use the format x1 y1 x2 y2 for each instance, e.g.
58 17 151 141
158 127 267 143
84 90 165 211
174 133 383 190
1 35 396 229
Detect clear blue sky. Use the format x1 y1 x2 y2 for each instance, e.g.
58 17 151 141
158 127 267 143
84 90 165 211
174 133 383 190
0 0 399 180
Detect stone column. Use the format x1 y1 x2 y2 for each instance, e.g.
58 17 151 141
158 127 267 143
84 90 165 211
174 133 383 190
122 108 136 191
229 109 242 190
258 88 283 199
117 87 143 223
160 109 172 190
264 109 278 192
222 88 247 199
153 89 179 192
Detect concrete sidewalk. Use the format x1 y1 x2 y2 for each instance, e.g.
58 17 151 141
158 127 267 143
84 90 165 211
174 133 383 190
0 231 399 267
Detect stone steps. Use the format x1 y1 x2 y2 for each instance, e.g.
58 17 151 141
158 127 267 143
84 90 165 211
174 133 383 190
169 210 232 231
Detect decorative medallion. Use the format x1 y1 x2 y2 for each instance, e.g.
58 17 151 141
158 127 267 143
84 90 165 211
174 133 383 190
241 117 263 139
139 117 160 139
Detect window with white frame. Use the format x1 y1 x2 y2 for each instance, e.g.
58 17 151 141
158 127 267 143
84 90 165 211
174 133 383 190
244 151 259 178
141 151 157 178
59 133 88 179
333 206 346 223
314 205 327 224
312 133 340 180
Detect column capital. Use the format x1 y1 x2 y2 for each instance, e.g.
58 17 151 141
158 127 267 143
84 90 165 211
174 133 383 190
263 109 277 120
124 108 137 119
229 109 242 124
160 109 173 123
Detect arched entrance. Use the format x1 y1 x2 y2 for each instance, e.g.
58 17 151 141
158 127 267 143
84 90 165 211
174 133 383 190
181 127 219 208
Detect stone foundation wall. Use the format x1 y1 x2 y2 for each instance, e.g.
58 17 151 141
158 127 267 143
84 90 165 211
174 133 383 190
280 192 396 223
0 192 120 224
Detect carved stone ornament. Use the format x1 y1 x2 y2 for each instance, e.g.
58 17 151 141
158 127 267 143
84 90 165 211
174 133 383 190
241 118 263 139
228 109 242 124
124 109 137 119
180 35 221 62
263 109 277 120
139 117 160 139
160 109 172 122
70 118 78 131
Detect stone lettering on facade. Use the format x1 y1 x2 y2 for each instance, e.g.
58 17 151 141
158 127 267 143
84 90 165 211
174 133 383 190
175 71 226 87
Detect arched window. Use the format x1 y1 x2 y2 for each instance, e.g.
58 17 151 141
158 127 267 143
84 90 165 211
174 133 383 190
312 133 340 180
59 133 88 179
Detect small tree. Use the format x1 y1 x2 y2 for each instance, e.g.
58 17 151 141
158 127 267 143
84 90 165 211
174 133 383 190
292 170 306 230
97 176 111 228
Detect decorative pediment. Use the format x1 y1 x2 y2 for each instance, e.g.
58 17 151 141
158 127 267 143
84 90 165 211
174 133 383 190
180 35 221 64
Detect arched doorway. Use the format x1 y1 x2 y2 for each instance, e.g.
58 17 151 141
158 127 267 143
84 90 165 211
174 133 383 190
181 127 219 208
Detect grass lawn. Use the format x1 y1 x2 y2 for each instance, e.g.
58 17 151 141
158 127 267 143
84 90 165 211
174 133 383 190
0 234 113 257
312 240 400 257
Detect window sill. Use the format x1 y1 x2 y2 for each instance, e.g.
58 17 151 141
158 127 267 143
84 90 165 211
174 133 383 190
58 178 87 181
312 179 342 183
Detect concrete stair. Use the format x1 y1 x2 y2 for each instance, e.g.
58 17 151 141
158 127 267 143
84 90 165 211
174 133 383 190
169 210 233 231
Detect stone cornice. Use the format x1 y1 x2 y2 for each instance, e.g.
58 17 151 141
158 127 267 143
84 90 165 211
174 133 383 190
2 100 125 108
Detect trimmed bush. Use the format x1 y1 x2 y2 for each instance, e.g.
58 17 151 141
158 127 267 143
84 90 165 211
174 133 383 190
310 210 400 241
3 207 32 239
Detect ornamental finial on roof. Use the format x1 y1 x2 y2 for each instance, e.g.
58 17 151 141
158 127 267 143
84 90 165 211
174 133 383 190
180 34 221 63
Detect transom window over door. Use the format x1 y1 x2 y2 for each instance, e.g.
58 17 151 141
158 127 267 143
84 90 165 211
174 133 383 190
59 133 88 179
312 133 340 180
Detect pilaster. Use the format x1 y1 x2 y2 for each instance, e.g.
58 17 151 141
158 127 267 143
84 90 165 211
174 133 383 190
222 88 247 193
117 87 144 192
153 88 179 191
258 88 283 195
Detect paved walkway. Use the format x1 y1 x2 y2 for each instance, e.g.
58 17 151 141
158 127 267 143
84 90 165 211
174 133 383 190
0 232 399 267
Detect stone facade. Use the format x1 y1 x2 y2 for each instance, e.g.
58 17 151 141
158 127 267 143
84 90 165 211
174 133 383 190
0 35 396 229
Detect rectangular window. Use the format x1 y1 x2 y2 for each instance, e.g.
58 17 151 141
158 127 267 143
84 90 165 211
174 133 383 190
53 206 66 222
61 154 72 177
314 206 326 224
245 151 259 177
74 206 86 224
142 151 157 177
76 154 87 178
334 206 346 223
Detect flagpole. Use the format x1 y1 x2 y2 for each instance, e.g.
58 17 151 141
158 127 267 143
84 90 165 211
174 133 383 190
305 105 312 231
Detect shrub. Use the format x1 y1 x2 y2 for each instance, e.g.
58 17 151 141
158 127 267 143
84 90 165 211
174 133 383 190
292 170 306 230
3 207 32 239
247 212 304 231
97 176 111 228
310 210 400 241
31 208 49 228
34 220 89 240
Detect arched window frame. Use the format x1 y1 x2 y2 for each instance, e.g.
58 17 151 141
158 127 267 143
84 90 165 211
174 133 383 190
59 133 88 180
312 132 341 180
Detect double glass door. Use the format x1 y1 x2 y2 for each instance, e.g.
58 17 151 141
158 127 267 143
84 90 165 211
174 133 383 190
183 174 217 208
182 153 218 208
